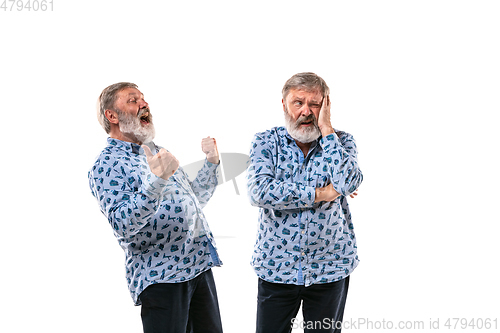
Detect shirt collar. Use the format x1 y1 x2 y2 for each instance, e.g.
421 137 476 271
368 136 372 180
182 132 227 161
107 137 144 155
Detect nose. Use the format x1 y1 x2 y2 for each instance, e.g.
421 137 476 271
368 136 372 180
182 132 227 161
139 100 149 109
299 104 312 117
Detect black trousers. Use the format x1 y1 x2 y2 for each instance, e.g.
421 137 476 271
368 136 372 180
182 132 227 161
256 276 350 333
140 269 223 333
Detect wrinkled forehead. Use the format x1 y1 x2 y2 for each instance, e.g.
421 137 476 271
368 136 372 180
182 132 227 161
117 87 144 99
286 88 323 102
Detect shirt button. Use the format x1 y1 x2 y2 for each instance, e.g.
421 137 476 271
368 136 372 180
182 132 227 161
301 252 305 256
304 204 308 207
301 230 305 234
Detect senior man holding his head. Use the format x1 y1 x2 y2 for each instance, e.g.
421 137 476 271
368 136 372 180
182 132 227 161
88 82 223 333
247 72 363 333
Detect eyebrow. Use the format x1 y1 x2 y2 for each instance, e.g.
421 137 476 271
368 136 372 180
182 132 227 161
127 93 145 99
294 98 320 104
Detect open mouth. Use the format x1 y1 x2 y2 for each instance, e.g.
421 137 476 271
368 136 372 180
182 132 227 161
138 110 151 125
296 114 316 128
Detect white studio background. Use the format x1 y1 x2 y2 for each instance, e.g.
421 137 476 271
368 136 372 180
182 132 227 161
1 1 499 332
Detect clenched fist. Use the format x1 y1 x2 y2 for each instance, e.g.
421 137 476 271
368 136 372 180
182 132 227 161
201 136 219 164
142 145 179 180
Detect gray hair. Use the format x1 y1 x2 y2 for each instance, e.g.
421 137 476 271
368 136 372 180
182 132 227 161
282 72 330 101
97 82 138 134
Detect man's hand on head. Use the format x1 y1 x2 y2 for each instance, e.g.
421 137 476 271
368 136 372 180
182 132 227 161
202 137 219 164
317 95 335 137
142 145 179 180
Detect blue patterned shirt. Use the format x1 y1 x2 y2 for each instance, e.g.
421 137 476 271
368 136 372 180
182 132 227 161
89 138 222 305
247 127 363 286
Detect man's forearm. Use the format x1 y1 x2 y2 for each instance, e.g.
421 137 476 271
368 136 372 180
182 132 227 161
188 161 220 207
321 133 363 196
247 175 316 210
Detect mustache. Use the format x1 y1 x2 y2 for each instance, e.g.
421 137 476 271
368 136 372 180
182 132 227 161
295 114 317 126
137 107 152 122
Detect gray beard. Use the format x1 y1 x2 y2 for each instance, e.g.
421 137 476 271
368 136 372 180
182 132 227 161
284 108 321 143
118 110 155 144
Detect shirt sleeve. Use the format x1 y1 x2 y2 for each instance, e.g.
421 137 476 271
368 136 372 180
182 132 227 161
88 157 175 237
179 159 220 209
319 131 363 196
246 132 316 210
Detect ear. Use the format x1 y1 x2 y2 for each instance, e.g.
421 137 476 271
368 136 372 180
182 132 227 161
282 98 286 112
105 109 119 125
